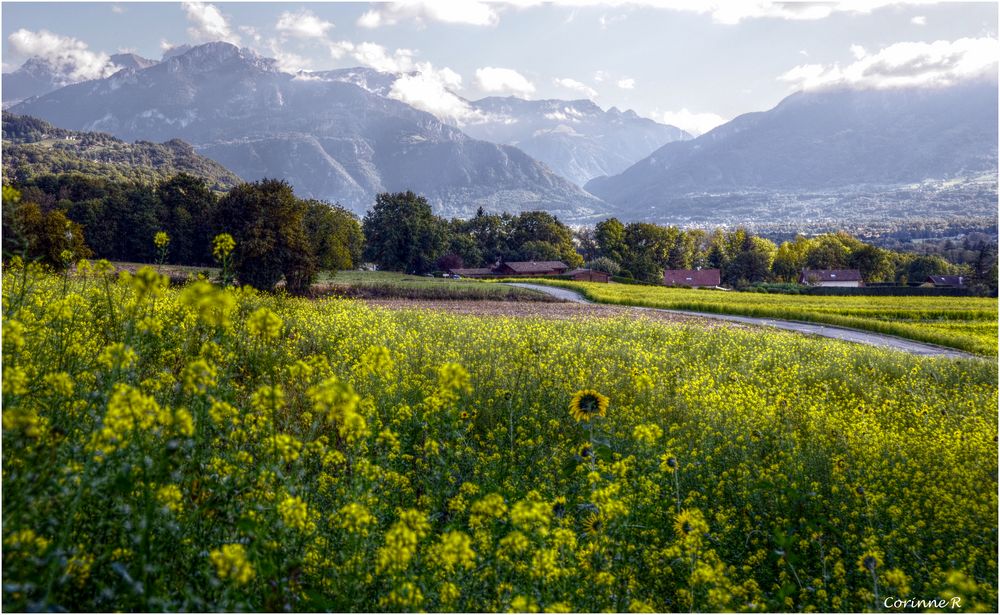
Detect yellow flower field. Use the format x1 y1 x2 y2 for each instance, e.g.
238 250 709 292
2 261 997 611
512 279 999 356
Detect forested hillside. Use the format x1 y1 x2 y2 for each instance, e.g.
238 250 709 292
2 112 242 191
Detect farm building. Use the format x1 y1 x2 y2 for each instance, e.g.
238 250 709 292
448 267 495 278
926 275 967 288
568 268 610 283
799 269 863 287
494 261 569 276
663 268 721 288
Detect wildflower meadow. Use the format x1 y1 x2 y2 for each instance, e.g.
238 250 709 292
2 258 997 612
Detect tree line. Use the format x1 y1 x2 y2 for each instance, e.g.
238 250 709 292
3 174 996 294
580 218 996 291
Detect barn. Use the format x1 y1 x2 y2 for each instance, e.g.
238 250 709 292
448 267 495 278
663 268 721 288
495 261 569 276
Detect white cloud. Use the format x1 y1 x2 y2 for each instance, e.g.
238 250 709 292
182 1 240 44
780 37 1000 91
355 1 938 28
475 67 535 96
655 108 727 136
276 9 334 39
627 1 937 25
617 77 636 89
358 1 500 28
554 77 598 98
6 29 116 82
239 26 263 45
911 15 926 25
266 39 312 73
357 42 415 73
327 40 417 73
598 12 628 29
111 5 125 14
593 70 609 83
389 62 485 124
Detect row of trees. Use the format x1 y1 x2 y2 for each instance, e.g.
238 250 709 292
4 175 362 293
361 192 582 273
3 175 996 294
581 218 996 289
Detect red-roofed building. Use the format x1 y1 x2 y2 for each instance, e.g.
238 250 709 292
448 267 495 278
495 261 569 276
663 268 721 288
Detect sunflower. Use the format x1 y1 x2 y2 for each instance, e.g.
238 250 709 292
582 513 603 535
577 443 593 460
569 390 609 423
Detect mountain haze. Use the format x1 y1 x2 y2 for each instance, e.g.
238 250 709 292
463 97 689 186
10 42 608 221
586 81 999 224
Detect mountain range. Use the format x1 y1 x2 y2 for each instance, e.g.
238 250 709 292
5 41 998 227
2 52 159 104
7 42 611 221
462 97 689 186
585 80 998 225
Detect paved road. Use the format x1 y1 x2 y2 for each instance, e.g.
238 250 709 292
506 283 977 360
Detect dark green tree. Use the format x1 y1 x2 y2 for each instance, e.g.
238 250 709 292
461 208 510 266
214 179 316 293
156 173 218 265
905 255 952 283
303 200 364 272
362 191 448 273
594 217 627 263
621 222 672 283
506 211 583 267
849 244 894 283
3 190 91 268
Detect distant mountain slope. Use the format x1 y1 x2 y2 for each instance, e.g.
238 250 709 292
463 97 689 185
2 53 158 104
585 82 998 224
11 42 608 221
109 53 158 71
2 112 242 190
2 58 70 104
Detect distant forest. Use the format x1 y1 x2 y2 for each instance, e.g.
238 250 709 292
3 171 997 296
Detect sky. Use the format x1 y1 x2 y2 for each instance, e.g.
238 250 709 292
2 1 997 135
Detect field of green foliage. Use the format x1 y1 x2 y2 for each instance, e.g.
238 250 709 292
511 279 999 356
318 270 552 301
3 261 997 612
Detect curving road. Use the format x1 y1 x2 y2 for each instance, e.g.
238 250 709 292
505 283 978 360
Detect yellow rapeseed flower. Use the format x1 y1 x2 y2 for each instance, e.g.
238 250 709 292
209 544 254 585
212 233 235 260
247 307 283 339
